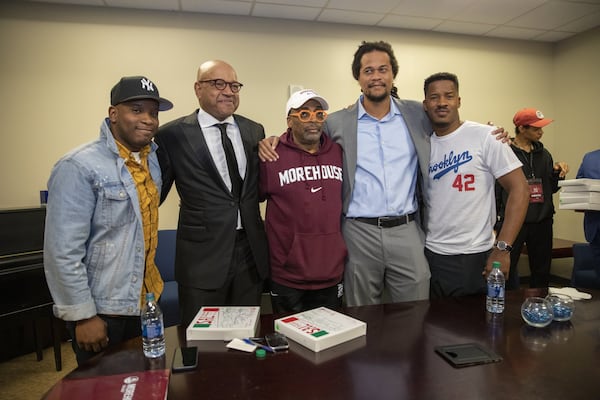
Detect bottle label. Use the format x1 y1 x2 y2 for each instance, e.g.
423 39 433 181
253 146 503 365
143 321 163 339
487 284 504 298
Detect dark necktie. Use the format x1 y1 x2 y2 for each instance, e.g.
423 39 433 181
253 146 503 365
216 123 243 198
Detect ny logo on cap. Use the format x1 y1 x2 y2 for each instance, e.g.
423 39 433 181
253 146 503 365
141 78 155 92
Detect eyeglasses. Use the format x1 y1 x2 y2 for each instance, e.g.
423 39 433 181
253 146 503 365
198 79 243 93
288 110 328 123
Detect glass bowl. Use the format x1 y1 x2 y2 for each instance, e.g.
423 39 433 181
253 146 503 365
521 297 554 328
545 293 575 321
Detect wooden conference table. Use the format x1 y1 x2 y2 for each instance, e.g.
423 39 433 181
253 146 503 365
46 289 599 400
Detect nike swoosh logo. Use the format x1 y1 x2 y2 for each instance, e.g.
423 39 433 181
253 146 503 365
311 187 323 193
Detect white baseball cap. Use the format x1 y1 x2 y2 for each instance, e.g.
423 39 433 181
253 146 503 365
286 89 329 115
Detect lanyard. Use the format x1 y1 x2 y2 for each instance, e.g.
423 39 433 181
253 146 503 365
526 151 535 179
516 146 535 179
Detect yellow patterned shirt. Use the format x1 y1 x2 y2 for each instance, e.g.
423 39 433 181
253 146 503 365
116 140 163 306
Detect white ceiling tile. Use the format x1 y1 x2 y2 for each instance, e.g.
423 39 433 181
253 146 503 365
556 11 600 32
253 3 321 20
507 1 600 30
378 15 442 30
327 0 399 13
484 26 547 40
16 0 600 43
454 0 546 25
567 0 600 4
104 0 179 11
433 20 496 35
257 0 327 6
180 0 252 15
30 0 104 5
391 0 477 20
318 9 384 25
533 30 578 42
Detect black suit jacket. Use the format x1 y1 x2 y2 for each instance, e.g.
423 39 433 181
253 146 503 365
154 110 269 289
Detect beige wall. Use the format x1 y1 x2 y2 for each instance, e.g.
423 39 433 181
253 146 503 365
1 2 598 240
552 28 600 242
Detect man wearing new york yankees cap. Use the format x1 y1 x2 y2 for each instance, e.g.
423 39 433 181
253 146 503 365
44 76 173 365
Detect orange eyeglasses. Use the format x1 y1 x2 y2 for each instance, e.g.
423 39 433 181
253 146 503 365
288 109 328 122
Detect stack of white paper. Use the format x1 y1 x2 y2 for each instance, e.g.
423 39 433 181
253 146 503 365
186 306 260 341
274 307 367 352
559 179 600 210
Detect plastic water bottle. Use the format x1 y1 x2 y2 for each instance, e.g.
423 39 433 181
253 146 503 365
141 292 165 358
486 261 505 314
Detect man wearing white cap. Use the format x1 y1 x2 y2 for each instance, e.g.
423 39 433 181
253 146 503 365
496 108 569 289
259 89 346 312
259 41 507 306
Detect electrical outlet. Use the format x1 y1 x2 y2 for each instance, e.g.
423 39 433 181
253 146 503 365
288 84 304 96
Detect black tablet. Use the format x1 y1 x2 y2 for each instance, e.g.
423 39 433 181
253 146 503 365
434 343 502 368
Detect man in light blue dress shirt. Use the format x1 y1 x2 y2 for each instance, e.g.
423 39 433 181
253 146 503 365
324 41 432 305
260 41 432 306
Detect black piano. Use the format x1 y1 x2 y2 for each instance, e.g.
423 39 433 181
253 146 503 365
0 207 62 370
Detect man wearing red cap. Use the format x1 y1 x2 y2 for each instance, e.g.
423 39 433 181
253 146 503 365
496 108 569 289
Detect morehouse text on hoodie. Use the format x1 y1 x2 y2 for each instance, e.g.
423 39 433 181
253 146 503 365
259 129 347 290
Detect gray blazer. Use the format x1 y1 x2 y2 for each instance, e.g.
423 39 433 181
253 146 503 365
324 98 432 217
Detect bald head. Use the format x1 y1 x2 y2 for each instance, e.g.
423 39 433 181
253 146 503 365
196 60 234 81
194 60 240 121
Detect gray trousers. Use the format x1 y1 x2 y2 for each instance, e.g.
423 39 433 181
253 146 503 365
342 218 430 306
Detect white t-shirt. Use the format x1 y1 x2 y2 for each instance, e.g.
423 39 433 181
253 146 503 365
425 121 522 255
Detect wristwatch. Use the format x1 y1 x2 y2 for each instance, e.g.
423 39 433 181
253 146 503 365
494 241 513 252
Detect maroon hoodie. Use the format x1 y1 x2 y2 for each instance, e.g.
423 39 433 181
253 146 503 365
259 129 347 290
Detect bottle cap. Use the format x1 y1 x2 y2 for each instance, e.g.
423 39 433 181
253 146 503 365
492 261 501 268
255 349 266 359
145 292 155 301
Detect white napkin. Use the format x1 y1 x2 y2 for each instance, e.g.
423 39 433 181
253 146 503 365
226 338 257 353
548 286 592 300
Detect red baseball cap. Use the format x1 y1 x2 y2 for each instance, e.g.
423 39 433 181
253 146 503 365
513 108 553 128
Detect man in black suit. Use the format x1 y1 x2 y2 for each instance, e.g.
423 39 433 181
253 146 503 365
155 60 269 327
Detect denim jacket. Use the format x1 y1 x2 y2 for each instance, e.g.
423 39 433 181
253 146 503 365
44 118 162 321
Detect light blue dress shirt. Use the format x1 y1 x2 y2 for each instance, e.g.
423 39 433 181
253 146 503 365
346 97 418 218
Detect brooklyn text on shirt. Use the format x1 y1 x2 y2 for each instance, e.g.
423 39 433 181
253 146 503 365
429 150 473 180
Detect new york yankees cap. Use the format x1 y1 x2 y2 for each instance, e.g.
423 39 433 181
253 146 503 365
110 76 173 111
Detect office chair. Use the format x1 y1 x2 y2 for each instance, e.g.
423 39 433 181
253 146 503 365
571 242 600 289
155 229 181 327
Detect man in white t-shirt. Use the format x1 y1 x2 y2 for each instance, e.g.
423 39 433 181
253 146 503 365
422 72 529 299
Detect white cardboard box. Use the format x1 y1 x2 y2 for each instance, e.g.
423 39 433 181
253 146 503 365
559 178 600 192
186 306 260 341
558 202 600 211
559 191 600 204
274 307 367 352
